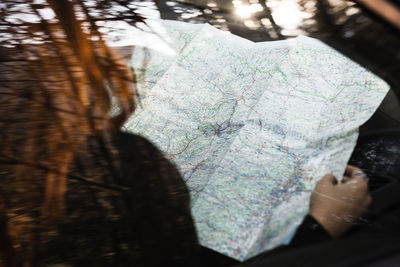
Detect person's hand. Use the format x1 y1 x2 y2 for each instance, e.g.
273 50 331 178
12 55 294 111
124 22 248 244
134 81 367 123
309 165 372 238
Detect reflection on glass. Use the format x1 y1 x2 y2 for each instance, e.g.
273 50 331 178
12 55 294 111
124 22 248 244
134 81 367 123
270 0 312 35
233 0 263 18
244 19 260 29
161 0 373 41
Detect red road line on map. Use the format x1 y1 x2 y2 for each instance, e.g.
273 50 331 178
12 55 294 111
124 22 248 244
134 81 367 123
279 145 300 164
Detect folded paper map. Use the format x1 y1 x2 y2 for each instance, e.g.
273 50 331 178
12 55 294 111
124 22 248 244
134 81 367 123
119 20 389 261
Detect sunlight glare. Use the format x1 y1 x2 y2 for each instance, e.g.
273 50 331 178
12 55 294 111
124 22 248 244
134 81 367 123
271 0 312 35
233 1 263 19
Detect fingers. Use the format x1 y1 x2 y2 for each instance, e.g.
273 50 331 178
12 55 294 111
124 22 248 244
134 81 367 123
345 165 362 177
345 165 367 179
342 175 369 193
342 175 351 183
339 175 371 207
319 174 338 185
344 165 369 184
340 176 369 193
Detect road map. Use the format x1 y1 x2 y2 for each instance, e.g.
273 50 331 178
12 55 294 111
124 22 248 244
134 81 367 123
119 20 390 261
